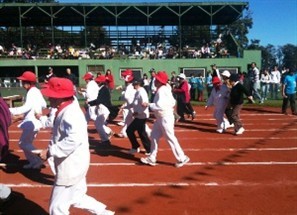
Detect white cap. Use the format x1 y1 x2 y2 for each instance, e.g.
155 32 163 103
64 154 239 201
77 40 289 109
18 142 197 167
178 73 186 79
221 70 231 78
0 184 11 200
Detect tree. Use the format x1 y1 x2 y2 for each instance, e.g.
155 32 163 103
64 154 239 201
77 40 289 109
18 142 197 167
281 44 297 70
1 0 56 3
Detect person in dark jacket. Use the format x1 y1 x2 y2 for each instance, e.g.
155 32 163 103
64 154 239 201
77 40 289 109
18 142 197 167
229 73 254 135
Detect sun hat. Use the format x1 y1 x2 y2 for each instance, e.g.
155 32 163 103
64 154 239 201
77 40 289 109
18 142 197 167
212 76 221 85
178 73 186 80
122 69 133 77
155 71 168 84
82 72 94 80
221 70 231 78
41 77 74 98
17 71 37 83
95 75 106 83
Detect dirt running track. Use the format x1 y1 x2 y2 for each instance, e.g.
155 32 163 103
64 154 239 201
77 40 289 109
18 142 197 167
1 106 297 215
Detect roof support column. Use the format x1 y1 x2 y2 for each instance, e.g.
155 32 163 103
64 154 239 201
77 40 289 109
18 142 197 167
18 7 23 48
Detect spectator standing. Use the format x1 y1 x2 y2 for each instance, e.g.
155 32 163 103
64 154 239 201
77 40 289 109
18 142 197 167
248 62 263 103
188 73 198 100
65 68 78 86
37 77 114 215
205 71 213 98
229 73 254 135
45 67 56 83
125 79 151 155
9 71 47 169
260 69 271 101
142 73 150 94
169 71 178 89
105 69 115 93
270 65 281 100
281 68 297 115
148 69 157 103
140 71 190 168
197 74 204 101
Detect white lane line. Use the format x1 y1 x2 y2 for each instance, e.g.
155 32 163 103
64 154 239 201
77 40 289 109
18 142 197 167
4 180 297 188
2 161 297 167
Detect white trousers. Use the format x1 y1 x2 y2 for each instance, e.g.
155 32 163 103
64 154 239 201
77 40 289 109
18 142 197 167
19 122 42 165
95 113 112 142
50 177 106 215
149 115 186 162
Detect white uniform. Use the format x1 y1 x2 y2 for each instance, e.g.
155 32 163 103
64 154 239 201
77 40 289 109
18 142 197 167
119 83 136 137
81 80 99 122
148 84 188 163
10 86 46 167
206 84 230 131
48 101 107 215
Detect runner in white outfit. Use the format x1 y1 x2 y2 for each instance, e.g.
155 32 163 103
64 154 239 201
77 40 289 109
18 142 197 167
140 71 190 168
78 72 99 122
37 77 114 215
9 71 47 169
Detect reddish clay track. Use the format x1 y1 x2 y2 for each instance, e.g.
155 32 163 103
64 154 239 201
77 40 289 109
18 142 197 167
1 106 297 215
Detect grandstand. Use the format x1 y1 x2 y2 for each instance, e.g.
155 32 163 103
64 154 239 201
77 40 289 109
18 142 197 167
0 1 260 86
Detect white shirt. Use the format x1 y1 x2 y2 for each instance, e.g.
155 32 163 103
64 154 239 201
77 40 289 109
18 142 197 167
82 80 99 101
127 87 149 119
270 70 281 84
10 86 46 130
149 84 176 118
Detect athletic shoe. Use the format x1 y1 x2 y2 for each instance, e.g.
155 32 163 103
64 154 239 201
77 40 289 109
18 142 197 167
99 209 115 215
128 148 140 155
235 127 245 135
191 111 196 120
116 121 125 126
114 133 126 138
175 156 190 168
140 157 156 166
216 129 224 133
108 131 114 140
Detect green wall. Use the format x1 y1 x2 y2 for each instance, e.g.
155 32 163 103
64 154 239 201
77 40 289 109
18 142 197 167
0 50 261 87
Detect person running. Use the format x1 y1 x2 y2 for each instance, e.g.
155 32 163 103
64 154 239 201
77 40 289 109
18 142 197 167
36 77 115 215
205 76 230 133
9 71 47 169
229 73 254 135
88 75 115 145
140 71 190 168
125 79 151 155
0 96 11 161
78 72 99 123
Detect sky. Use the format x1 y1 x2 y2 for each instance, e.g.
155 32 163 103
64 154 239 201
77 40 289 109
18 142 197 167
58 0 297 47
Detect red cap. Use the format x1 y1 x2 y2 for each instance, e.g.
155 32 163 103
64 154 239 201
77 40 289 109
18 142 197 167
122 69 133 77
41 77 74 98
95 75 106 83
155 71 168 85
82 72 94 80
17 71 36 83
212 76 221 85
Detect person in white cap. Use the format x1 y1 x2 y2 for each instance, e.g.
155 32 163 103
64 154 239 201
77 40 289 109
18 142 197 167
78 72 99 123
9 71 47 169
140 71 190 168
37 77 115 215
173 73 196 121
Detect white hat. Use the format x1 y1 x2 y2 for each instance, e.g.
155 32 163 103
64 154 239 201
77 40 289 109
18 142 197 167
221 70 231 78
0 184 11 200
178 73 186 79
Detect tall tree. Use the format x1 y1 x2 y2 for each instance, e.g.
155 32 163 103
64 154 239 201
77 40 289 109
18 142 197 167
281 44 297 69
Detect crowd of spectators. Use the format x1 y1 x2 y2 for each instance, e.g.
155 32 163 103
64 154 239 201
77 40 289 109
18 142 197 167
0 36 230 60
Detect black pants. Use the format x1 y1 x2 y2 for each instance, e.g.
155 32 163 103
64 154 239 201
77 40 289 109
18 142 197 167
282 93 296 114
126 118 151 153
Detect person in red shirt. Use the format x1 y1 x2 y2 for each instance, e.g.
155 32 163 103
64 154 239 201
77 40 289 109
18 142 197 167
105 69 115 92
